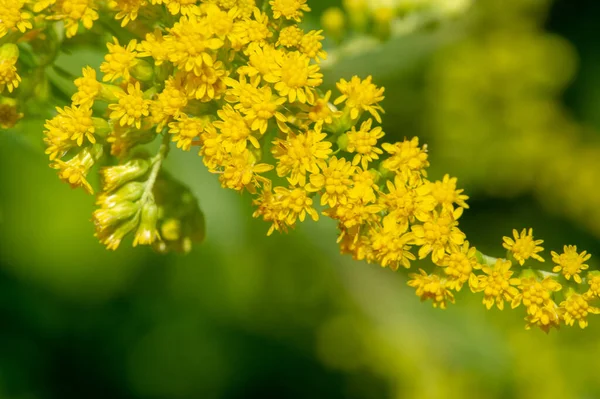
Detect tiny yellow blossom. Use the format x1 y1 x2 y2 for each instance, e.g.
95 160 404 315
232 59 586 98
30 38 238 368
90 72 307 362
586 271 600 298
272 128 333 186
369 214 416 270
345 118 384 170
560 292 600 329
381 137 429 178
412 207 465 263
109 0 147 26
72 67 103 107
437 241 480 290
277 25 304 47
511 276 561 316
0 52 20 94
525 302 561 333
0 0 32 38
100 38 139 82
264 50 323 104
551 245 590 283
270 0 310 22
334 75 385 123
430 174 469 210
469 259 520 310
408 270 455 309
502 228 545 265
168 114 211 151
308 156 356 208
109 81 151 129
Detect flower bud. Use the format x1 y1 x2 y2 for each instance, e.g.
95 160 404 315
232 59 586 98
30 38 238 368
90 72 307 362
93 200 140 231
337 133 349 151
131 58 155 82
96 181 145 208
133 202 160 246
100 158 150 193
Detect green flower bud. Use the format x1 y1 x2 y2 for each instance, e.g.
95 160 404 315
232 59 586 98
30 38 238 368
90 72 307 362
100 158 151 193
133 202 160 246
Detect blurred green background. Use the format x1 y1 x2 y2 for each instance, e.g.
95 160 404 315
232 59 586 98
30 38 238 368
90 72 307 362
2 0 600 398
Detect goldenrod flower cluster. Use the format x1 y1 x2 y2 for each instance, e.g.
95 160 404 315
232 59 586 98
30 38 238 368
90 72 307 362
3 0 591 332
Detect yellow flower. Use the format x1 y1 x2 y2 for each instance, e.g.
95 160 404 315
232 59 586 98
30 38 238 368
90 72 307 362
324 196 384 230
502 228 545 265
45 104 96 147
299 90 340 128
525 302 561 333
231 8 272 48
46 0 99 38
270 0 310 22
299 30 326 62
165 16 224 75
137 29 168 66
168 114 211 151
408 270 455 309
0 0 32 38
345 118 384 169
150 77 188 130
164 0 200 16
380 173 436 224
0 100 23 129
109 81 151 129
229 81 286 134
0 53 20 94
72 67 102 107
551 245 590 284
100 37 139 82
237 43 278 78
199 125 227 170
586 271 600 298
430 174 469 210
274 185 319 226
334 75 385 122
349 169 378 203
381 137 429 178
218 150 273 193
437 241 480 290
369 214 415 270
213 104 258 153
108 0 147 26
50 145 103 194
511 276 562 316
308 156 356 207
179 61 228 102
560 292 600 329
412 207 466 262
263 50 323 104
272 127 333 186
469 258 519 310
277 25 304 47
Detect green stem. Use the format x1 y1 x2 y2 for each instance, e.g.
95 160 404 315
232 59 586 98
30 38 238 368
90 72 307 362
142 134 170 204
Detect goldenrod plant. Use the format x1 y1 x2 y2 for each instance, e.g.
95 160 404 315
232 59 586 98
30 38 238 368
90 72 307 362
1 0 598 332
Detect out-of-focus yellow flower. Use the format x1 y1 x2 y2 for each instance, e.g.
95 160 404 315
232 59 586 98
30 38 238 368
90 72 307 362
269 0 310 22
0 0 32 38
